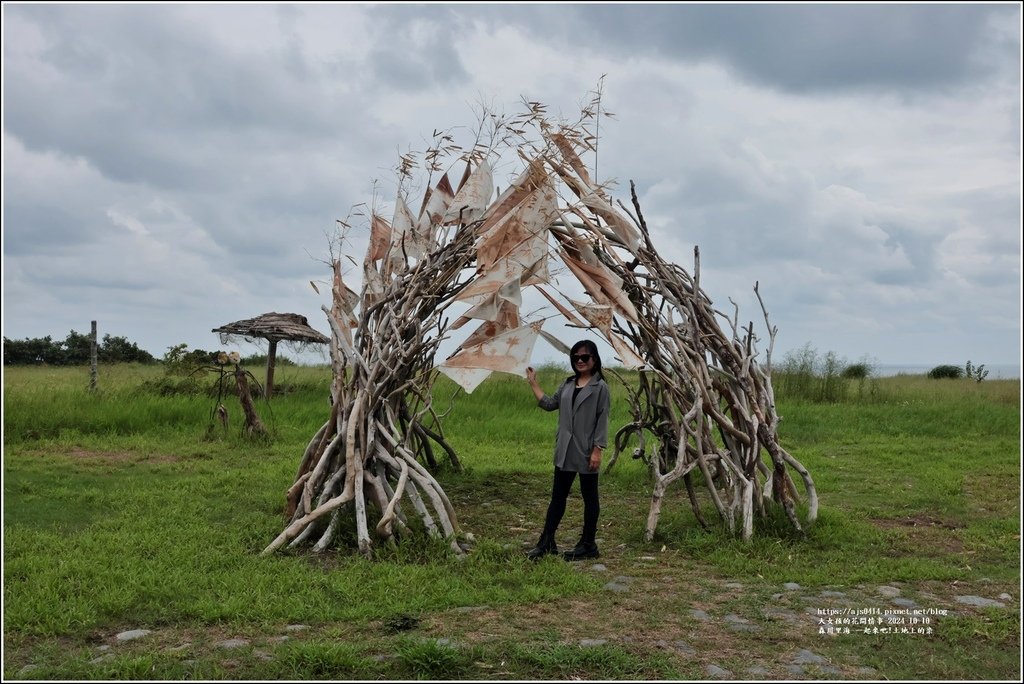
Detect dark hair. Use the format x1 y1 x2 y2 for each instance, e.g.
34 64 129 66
568 339 603 380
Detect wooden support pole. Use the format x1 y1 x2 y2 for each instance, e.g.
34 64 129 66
265 338 278 400
89 320 98 392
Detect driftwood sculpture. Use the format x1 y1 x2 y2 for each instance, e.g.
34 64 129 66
200 351 268 439
263 94 817 557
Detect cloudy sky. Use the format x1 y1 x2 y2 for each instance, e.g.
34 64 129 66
3 3 1021 373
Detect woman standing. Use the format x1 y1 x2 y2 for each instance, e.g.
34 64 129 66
524 340 610 561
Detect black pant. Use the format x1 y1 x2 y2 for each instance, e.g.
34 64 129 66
542 467 600 543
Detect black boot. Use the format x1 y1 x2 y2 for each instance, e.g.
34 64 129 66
527 532 558 560
562 537 599 561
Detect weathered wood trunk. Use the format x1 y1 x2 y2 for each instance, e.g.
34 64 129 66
234 368 268 438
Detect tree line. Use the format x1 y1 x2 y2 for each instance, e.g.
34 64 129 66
3 334 296 369
3 330 157 365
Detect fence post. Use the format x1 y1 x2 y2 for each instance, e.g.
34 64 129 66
90 320 98 391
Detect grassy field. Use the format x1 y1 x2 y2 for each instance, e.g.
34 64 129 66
3 363 1020 680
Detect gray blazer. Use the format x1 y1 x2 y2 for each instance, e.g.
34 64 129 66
538 375 611 473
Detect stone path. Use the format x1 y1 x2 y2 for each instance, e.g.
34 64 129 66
584 567 1017 678
45 569 1014 680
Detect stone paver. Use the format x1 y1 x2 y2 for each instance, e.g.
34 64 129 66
764 607 803 625
706 664 733 678
115 629 152 642
673 640 696 656
217 639 249 649
792 649 827 665
724 613 763 632
955 595 1006 608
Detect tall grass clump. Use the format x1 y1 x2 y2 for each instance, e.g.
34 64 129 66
774 343 848 402
394 637 476 679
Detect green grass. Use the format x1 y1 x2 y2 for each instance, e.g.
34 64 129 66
3 364 1020 679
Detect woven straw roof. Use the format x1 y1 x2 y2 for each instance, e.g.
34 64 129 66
212 312 329 345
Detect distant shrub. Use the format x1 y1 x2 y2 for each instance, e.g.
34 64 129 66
240 353 297 367
842 363 872 379
964 360 989 383
928 365 963 380
161 343 217 376
97 334 157 364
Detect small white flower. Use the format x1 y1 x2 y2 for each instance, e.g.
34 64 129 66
228 351 241 364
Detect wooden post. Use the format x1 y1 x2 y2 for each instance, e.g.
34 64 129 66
89 321 98 391
265 339 277 400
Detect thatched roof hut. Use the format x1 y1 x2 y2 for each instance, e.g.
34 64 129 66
212 312 328 398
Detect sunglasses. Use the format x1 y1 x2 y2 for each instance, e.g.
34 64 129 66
570 354 592 363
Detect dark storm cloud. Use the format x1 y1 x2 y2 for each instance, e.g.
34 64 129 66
28 269 159 292
466 4 1016 93
363 14 469 91
2 135 122 255
4 2 395 289
2 200 99 255
4 4 378 191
